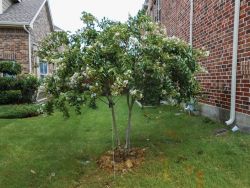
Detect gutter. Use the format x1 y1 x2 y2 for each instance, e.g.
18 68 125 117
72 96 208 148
23 25 32 74
225 0 241 126
0 22 29 26
190 0 194 46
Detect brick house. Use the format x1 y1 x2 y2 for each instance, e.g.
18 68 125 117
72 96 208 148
144 0 250 129
0 0 56 78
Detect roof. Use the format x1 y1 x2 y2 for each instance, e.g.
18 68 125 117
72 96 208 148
0 0 50 27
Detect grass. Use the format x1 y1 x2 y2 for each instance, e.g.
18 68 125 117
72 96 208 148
0 97 249 188
0 104 40 119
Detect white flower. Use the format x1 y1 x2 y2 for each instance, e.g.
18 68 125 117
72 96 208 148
123 80 128 85
124 70 132 78
128 36 140 47
162 90 167 95
115 32 120 37
82 71 87 77
129 89 137 96
200 66 209 74
142 35 147 40
91 93 97 98
204 50 210 57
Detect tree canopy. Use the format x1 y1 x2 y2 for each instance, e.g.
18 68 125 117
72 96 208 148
38 11 205 150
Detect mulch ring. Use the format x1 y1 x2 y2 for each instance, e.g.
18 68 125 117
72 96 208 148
97 147 146 173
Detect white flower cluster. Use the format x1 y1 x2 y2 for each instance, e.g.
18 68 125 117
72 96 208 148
124 69 132 79
55 63 66 72
51 58 63 64
204 51 210 57
129 89 143 100
115 32 120 37
128 36 140 48
69 72 81 88
111 77 129 96
161 89 167 95
37 103 45 114
199 66 209 74
91 93 97 98
85 65 95 78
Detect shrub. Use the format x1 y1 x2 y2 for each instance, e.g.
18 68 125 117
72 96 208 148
0 74 40 104
0 104 41 119
0 61 21 75
19 74 40 103
0 90 22 104
0 77 19 90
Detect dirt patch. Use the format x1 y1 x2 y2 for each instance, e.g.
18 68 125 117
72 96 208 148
97 148 146 173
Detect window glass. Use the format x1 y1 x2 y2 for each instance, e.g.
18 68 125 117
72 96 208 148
39 61 48 79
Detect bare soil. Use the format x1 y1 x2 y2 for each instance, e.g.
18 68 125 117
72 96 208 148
97 147 146 173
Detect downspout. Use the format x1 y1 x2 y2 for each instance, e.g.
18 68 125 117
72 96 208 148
225 0 241 126
23 25 32 74
189 0 193 46
0 0 3 14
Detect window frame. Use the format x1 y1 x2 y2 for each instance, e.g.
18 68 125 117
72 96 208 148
39 61 48 79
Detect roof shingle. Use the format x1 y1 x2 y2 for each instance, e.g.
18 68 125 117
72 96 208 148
0 0 46 25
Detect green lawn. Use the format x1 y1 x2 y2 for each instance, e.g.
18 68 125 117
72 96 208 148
0 98 249 188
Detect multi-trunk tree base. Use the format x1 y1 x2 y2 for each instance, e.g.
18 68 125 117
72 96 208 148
97 147 146 173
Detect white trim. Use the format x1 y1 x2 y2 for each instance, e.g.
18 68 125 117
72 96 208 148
46 0 55 31
36 56 40 76
225 0 241 126
189 0 194 46
23 25 32 73
29 0 47 28
0 0 3 14
29 0 54 31
0 22 29 26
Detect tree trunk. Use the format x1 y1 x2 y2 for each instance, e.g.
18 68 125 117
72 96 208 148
108 96 121 147
111 104 121 146
125 94 135 151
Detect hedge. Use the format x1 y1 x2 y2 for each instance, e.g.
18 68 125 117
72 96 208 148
18 74 40 103
0 61 40 104
0 75 39 104
0 104 41 119
0 61 21 75
0 77 19 90
0 90 22 105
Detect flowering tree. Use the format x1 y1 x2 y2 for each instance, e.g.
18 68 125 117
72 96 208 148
119 12 203 150
38 11 204 152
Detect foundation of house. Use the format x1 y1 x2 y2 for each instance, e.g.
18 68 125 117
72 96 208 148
199 103 250 133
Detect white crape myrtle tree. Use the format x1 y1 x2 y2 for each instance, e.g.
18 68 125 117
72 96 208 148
38 11 205 153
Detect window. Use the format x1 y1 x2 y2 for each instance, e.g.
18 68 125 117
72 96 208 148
156 0 161 22
39 61 48 79
154 0 161 22
3 73 16 78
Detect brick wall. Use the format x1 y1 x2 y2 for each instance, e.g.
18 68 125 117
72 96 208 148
0 28 29 72
147 0 250 116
